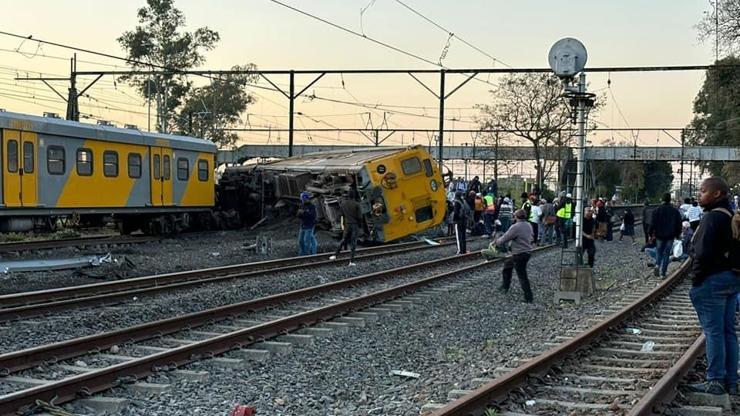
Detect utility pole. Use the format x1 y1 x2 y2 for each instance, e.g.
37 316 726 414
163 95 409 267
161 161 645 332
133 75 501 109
679 129 685 198
15 54 102 122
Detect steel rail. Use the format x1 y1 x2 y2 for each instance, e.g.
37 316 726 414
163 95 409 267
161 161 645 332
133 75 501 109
430 260 691 416
0 235 159 254
0 249 487 375
0 239 449 311
0 244 551 415
627 335 706 416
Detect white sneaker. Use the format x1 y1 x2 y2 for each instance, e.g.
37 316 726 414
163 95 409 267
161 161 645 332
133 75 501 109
329 255 337 260
348 262 356 266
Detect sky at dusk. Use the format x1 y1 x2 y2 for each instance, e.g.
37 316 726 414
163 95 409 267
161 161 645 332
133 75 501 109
0 0 718 149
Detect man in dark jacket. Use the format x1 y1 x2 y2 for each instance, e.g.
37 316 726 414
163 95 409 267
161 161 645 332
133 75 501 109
329 189 363 266
641 201 652 244
649 193 682 278
687 177 740 396
297 192 318 256
453 191 469 255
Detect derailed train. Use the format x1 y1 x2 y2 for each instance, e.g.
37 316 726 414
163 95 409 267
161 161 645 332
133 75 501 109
0 111 446 242
218 146 448 242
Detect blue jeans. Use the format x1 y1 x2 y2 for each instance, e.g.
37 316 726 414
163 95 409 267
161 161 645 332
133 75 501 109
645 247 657 262
298 227 317 256
690 271 740 386
655 239 673 276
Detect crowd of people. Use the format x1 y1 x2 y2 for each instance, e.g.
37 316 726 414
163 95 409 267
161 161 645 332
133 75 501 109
296 174 740 397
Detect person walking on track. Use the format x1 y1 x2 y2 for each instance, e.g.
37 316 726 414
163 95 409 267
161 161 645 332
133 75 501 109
297 192 318 256
649 193 682 278
494 209 534 303
329 189 363 266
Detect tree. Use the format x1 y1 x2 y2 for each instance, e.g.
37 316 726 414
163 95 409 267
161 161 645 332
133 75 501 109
175 65 258 148
697 0 740 57
118 0 220 132
476 74 601 192
687 56 740 186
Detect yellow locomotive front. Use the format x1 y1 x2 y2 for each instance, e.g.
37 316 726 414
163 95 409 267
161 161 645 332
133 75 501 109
357 146 446 242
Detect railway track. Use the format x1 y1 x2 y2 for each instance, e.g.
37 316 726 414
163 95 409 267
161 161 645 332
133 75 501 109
0 239 456 322
427 260 706 416
0 234 160 254
0 242 557 415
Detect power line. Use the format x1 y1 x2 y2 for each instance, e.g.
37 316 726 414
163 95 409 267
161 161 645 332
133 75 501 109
268 0 440 67
393 0 511 67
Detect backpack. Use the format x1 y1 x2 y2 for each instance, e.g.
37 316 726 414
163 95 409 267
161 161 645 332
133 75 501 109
712 207 740 272
455 199 471 220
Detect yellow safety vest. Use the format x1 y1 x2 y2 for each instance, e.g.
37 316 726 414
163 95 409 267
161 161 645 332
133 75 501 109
556 202 572 219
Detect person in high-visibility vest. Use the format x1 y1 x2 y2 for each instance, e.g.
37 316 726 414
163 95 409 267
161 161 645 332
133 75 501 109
555 193 573 248
483 191 496 238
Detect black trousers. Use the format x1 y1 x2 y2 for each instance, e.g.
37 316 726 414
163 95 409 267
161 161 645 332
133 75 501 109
334 224 359 261
643 223 651 244
530 222 539 244
455 222 467 254
501 252 533 302
583 239 596 267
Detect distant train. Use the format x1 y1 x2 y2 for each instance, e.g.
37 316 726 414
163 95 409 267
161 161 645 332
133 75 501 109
0 112 446 242
0 111 216 233
218 145 448 242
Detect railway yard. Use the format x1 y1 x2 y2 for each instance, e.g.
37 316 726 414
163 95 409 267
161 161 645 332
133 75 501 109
0 219 736 416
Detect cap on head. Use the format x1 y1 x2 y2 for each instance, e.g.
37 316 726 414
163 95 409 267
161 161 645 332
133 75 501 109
300 191 311 201
566 193 572 198
682 221 690 228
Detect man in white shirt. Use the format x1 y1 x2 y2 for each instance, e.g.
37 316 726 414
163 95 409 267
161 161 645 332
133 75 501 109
686 199 703 231
679 197 692 220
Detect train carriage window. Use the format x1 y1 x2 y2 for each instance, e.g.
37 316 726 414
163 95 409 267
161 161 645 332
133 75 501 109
423 158 433 177
103 151 118 177
23 142 34 173
177 158 189 181
153 154 161 180
401 157 422 176
163 155 171 180
76 148 93 176
197 159 209 181
47 146 65 175
6 140 17 172
128 153 142 178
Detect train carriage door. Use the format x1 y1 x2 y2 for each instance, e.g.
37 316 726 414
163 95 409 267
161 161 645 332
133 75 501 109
2 129 37 207
150 146 173 206
20 132 38 207
161 148 173 206
150 147 163 206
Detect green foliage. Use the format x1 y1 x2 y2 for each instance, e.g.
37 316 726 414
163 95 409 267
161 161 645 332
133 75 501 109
118 0 220 132
175 65 258 148
484 408 500 416
687 56 740 187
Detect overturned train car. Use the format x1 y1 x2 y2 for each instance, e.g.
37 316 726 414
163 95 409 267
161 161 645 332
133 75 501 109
218 146 447 242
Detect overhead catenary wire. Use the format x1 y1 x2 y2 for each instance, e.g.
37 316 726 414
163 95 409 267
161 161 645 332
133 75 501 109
393 0 512 68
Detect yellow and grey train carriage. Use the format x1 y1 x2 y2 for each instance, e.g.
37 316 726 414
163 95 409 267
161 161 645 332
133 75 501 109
220 145 447 242
0 111 216 233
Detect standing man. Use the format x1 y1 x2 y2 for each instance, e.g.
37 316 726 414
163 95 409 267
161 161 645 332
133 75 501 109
555 193 573 248
494 209 534 303
297 192 318 256
540 197 556 245
483 191 496 238
453 191 470 255
498 197 513 233
687 199 703 231
329 189 363 266
582 207 597 268
687 177 740 395
642 201 653 244
649 193 683 278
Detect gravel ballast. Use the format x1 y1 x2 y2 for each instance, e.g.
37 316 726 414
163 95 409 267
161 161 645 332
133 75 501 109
80 236 682 416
